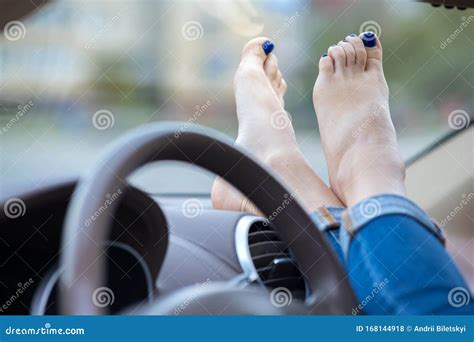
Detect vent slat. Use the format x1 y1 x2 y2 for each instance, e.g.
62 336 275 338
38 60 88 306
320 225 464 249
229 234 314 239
249 241 285 256
248 231 279 244
252 253 288 269
263 277 305 289
247 221 306 300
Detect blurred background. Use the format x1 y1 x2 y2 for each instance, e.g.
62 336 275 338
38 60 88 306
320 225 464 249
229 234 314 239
0 0 472 194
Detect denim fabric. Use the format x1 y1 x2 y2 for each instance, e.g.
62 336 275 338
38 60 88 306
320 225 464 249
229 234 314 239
311 194 473 315
310 207 345 265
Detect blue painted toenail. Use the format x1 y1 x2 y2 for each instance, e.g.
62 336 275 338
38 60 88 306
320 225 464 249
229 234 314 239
362 32 377 47
342 39 348 42
262 40 274 55
350 34 357 37
322 53 328 57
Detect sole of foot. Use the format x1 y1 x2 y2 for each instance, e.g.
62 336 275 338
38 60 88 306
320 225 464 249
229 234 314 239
313 32 406 207
211 37 343 215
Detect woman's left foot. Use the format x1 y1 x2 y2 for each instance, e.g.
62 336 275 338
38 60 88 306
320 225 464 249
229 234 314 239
211 37 343 214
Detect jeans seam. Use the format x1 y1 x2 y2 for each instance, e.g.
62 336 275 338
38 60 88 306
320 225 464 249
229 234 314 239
343 194 445 246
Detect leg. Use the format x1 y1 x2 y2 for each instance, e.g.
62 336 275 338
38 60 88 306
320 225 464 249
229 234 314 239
314 33 472 315
211 37 343 214
347 209 473 315
313 33 405 207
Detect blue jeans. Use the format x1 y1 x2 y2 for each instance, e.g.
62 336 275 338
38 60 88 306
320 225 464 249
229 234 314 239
311 194 474 315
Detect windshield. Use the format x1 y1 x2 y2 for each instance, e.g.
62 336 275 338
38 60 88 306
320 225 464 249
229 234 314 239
1 0 471 194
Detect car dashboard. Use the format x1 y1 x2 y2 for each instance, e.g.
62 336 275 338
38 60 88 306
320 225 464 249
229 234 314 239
0 180 305 315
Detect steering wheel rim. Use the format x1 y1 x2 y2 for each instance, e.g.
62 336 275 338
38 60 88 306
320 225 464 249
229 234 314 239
59 122 358 315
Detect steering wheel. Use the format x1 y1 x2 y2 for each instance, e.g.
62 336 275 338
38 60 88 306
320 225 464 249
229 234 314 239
59 122 358 315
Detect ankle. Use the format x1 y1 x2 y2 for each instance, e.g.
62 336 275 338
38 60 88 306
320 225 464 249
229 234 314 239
334 145 406 207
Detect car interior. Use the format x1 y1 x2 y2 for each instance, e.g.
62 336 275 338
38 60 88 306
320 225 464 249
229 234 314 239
0 0 472 315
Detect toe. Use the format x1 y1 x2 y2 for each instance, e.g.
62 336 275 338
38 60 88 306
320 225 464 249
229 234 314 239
338 39 356 66
327 45 346 73
277 78 287 105
278 78 287 94
318 53 334 75
360 32 383 70
346 34 367 69
264 54 279 81
240 36 271 67
275 71 283 89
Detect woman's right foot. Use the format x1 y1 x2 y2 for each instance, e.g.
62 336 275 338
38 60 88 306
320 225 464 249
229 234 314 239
212 37 343 214
313 33 406 207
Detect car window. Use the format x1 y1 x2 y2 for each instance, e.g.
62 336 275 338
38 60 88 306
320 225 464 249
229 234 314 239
1 0 471 194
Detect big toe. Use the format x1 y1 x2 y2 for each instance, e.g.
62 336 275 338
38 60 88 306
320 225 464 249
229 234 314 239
360 32 383 70
240 37 273 66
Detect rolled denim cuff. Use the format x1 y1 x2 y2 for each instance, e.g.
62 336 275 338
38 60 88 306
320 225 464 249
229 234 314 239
341 194 445 246
311 207 344 232
311 207 346 264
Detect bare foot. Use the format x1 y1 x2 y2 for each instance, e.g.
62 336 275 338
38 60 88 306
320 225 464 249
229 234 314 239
211 37 342 214
313 32 405 207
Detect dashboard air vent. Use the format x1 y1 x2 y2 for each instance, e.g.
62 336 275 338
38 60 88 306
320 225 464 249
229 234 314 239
236 216 306 300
